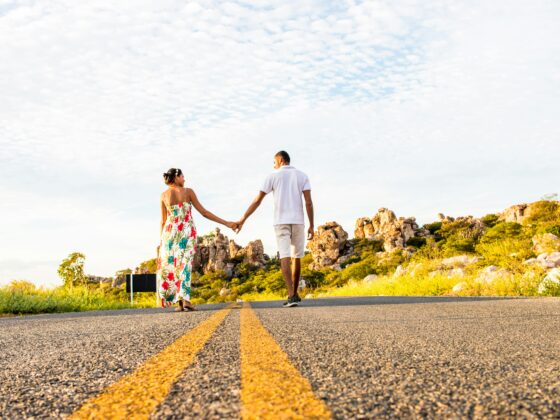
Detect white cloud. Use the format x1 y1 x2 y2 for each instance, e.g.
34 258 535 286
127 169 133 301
0 0 559 285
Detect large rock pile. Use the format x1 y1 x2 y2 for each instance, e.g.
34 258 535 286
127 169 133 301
354 208 429 251
192 228 267 275
307 222 352 269
192 228 231 272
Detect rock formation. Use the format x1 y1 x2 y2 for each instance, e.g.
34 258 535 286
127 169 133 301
192 228 231 272
244 240 267 267
438 213 455 222
499 203 532 224
229 240 243 259
354 208 429 251
192 228 267 274
307 222 351 269
498 201 559 224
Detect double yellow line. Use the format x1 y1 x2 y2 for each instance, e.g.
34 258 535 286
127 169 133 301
70 304 331 419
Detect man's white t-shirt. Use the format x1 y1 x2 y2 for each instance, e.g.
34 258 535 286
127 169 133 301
261 165 311 225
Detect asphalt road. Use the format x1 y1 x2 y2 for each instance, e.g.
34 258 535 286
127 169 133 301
1 296 559 418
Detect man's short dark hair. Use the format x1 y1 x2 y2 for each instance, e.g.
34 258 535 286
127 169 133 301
275 150 290 164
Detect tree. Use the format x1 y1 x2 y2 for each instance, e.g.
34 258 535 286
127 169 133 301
542 193 558 201
58 252 86 288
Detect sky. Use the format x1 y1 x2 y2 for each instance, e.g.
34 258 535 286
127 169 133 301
0 0 559 287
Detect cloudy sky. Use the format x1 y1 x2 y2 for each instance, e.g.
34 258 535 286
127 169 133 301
1 0 559 286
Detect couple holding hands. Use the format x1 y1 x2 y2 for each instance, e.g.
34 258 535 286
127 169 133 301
157 151 314 311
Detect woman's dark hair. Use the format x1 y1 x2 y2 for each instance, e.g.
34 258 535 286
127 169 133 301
163 168 183 185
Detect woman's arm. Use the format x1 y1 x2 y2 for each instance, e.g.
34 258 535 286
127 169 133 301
187 188 236 229
160 198 168 236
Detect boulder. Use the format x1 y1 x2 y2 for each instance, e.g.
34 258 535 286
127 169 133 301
536 252 560 269
476 265 510 284
499 204 531 224
452 282 467 293
354 208 429 252
307 222 350 269
393 265 405 278
537 268 560 294
523 258 538 266
406 262 425 277
448 268 466 278
441 255 479 268
532 233 560 254
363 274 379 284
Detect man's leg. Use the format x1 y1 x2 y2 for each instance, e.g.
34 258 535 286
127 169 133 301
280 257 294 297
292 258 301 293
291 224 306 296
275 225 295 298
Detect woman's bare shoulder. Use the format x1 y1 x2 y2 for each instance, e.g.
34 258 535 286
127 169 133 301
185 187 195 201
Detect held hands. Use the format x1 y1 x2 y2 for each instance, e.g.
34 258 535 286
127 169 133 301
226 221 241 233
235 219 245 234
227 218 245 234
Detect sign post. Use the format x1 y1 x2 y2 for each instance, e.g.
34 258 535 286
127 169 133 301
125 274 157 306
130 273 134 306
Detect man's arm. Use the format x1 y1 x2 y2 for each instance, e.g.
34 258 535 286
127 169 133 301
238 191 267 231
303 190 314 240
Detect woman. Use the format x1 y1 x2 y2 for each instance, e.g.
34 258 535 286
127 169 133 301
157 168 238 311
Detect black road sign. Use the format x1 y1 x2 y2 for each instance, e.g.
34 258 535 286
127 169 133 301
125 274 157 293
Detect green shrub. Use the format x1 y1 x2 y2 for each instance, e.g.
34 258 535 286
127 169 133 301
424 222 442 236
479 222 524 243
525 200 560 225
443 238 476 254
539 224 560 237
406 237 427 248
351 239 383 255
481 214 500 228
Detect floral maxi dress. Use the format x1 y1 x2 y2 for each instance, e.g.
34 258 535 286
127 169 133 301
157 201 197 307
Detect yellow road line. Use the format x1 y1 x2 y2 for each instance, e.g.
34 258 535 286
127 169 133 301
70 306 234 420
240 302 331 419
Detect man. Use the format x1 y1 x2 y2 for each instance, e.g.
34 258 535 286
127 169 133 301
237 151 314 307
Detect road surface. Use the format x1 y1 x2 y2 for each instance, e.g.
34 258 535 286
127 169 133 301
1 296 559 418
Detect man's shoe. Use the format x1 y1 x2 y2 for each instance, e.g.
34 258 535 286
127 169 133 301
282 296 298 308
294 293 302 302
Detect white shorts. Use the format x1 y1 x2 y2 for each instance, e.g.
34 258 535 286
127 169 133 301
274 224 306 259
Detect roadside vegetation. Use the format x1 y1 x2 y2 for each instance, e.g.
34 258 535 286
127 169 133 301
2 199 559 315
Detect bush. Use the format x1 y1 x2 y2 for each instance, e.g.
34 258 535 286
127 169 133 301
481 214 500 228
434 218 487 256
0 284 155 315
406 237 427 248
424 222 442 236
479 222 524 243
525 200 560 225
475 221 533 269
